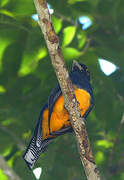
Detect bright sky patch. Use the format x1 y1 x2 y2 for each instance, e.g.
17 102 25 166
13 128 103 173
98 58 118 76
33 167 42 179
32 14 38 21
79 16 92 30
47 3 54 14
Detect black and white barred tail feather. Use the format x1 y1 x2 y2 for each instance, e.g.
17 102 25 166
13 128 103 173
23 103 53 170
23 136 53 170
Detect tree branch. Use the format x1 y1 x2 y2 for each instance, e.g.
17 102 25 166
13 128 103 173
55 11 75 24
0 123 25 151
109 113 124 168
0 155 22 180
33 0 101 179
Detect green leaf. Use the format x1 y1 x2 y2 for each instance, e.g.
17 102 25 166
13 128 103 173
121 173 124 180
0 28 18 72
95 139 114 149
68 0 86 5
0 0 9 7
2 118 16 126
77 32 86 49
52 16 62 34
0 9 15 18
62 26 76 47
95 151 105 165
0 39 11 71
8 0 35 16
18 47 47 77
8 151 21 167
22 130 31 140
0 169 8 180
62 47 82 60
0 85 6 94
2 146 13 157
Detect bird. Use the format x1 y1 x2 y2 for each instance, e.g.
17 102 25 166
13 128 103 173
23 61 94 170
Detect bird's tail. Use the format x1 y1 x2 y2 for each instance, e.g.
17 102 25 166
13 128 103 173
23 103 54 170
23 135 53 170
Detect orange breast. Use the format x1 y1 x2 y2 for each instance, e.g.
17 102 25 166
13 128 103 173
42 89 91 140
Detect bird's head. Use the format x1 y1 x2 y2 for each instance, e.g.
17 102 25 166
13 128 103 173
71 61 90 80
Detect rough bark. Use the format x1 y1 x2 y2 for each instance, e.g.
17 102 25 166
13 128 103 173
33 0 101 179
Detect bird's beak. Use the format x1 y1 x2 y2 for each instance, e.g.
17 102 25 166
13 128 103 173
72 60 83 71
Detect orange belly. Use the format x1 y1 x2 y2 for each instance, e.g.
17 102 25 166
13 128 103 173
42 89 91 139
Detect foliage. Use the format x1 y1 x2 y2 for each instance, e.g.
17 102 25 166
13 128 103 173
0 0 124 179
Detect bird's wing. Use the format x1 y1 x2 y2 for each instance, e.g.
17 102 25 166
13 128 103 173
48 72 75 130
34 103 48 147
70 71 94 120
48 84 62 133
51 126 73 136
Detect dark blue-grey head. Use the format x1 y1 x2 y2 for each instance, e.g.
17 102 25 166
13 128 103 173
71 61 90 81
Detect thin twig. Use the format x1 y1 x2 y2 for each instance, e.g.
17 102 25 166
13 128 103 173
0 123 25 151
0 21 30 33
82 38 91 54
33 0 101 179
55 11 75 25
0 155 22 180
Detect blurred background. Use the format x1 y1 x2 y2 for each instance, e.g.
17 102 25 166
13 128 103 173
0 0 124 179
